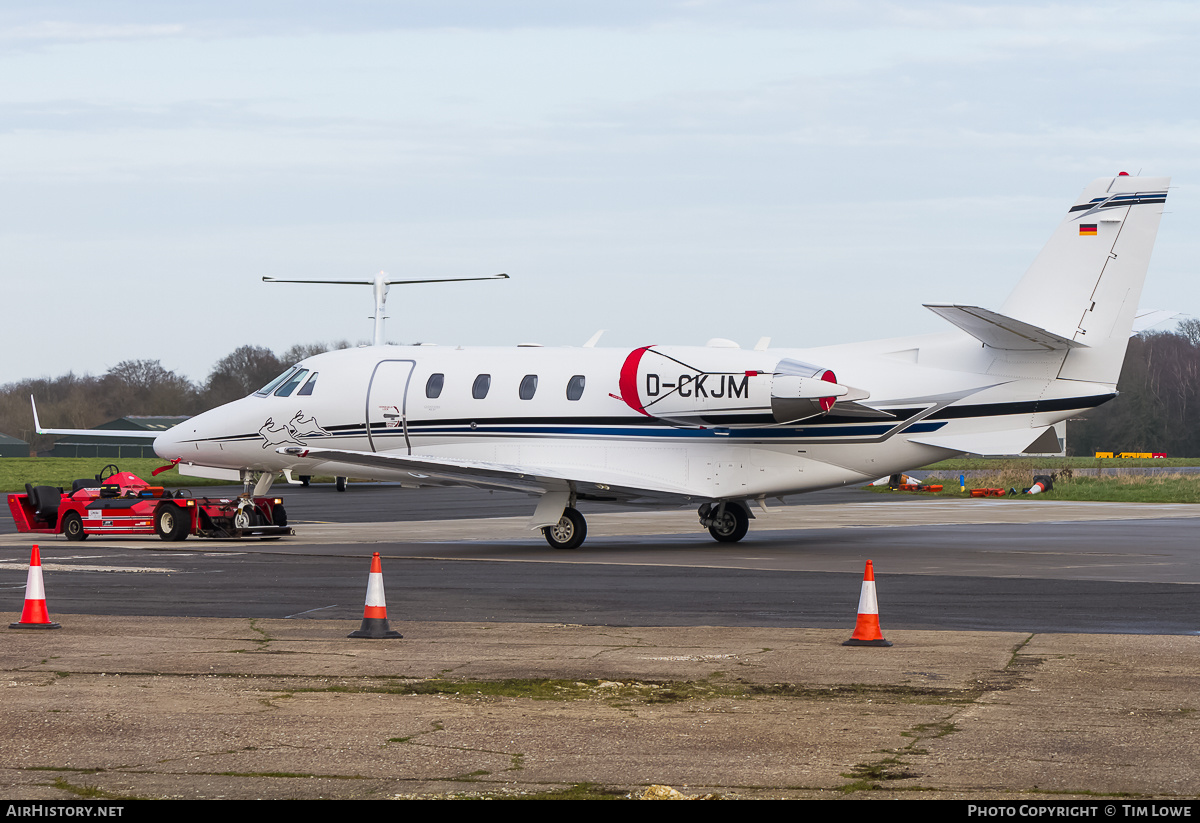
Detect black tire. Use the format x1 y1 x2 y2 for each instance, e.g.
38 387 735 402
335 476 347 492
708 504 749 543
299 475 311 487
272 504 288 528
62 511 88 542
542 506 587 550
154 504 189 542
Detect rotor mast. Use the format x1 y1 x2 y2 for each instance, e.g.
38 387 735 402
263 271 510 346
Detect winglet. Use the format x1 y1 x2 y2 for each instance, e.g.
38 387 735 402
30 396 43 434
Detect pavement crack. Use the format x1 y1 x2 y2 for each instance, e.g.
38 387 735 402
387 720 526 775
247 618 272 649
839 713 962 793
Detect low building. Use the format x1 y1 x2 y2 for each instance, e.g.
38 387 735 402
0 432 30 458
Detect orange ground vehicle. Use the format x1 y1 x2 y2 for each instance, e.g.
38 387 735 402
8 465 291 541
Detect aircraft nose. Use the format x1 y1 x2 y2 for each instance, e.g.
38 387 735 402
154 423 185 460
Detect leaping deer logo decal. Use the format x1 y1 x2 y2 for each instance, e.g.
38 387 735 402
259 411 331 449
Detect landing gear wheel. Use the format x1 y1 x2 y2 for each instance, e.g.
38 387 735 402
299 475 311 487
154 505 189 542
708 505 749 543
62 512 88 542
543 506 587 550
233 505 259 530
335 476 347 492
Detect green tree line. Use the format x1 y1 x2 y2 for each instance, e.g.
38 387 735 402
1070 320 1200 457
0 341 350 453
2 324 1197 456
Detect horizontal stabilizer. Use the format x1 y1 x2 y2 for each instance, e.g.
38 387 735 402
909 426 1054 456
1131 309 1180 335
924 305 1087 351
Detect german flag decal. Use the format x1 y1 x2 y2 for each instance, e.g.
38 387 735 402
1079 223 1098 236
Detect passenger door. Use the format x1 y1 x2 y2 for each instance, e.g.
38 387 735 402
366 360 416 454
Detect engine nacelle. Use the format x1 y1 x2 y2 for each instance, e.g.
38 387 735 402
617 346 848 428
770 359 846 424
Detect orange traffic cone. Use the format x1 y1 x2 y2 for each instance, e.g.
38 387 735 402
348 552 402 639
843 559 891 647
10 545 61 630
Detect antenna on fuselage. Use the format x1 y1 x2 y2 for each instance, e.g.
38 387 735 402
262 271 510 346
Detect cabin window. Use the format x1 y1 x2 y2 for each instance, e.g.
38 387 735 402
472 374 491 399
274 368 309 398
297 372 318 396
566 374 586 401
255 366 298 397
426 373 444 399
519 374 538 400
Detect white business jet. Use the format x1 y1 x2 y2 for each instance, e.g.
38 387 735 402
41 175 1172 549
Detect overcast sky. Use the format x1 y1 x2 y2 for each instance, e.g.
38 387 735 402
2 1 1198 387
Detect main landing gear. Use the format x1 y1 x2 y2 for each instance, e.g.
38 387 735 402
698 502 750 543
539 501 753 549
542 507 587 550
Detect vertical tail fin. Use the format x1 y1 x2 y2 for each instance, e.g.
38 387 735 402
1000 174 1169 385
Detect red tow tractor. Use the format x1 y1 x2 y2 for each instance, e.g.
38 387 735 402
8 464 291 541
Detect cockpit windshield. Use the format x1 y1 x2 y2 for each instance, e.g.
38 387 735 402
255 366 299 397
274 369 309 397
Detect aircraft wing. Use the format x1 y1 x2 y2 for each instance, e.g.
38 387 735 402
276 446 703 506
31 396 159 439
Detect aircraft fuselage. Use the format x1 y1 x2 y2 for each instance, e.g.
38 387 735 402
153 336 1106 504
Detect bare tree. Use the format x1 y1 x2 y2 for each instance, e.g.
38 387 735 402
1 341 360 451
204 346 284 406
279 340 352 364
1176 317 1200 348
103 360 198 416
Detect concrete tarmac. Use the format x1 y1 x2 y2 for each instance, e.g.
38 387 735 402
4 496 1199 631
1 617 1198 800
3 488 1199 800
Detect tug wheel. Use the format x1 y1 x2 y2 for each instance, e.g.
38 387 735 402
62 512 88 542
154 505 189 542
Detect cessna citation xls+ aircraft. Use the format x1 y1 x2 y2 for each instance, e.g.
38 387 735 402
149 174 1169 549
